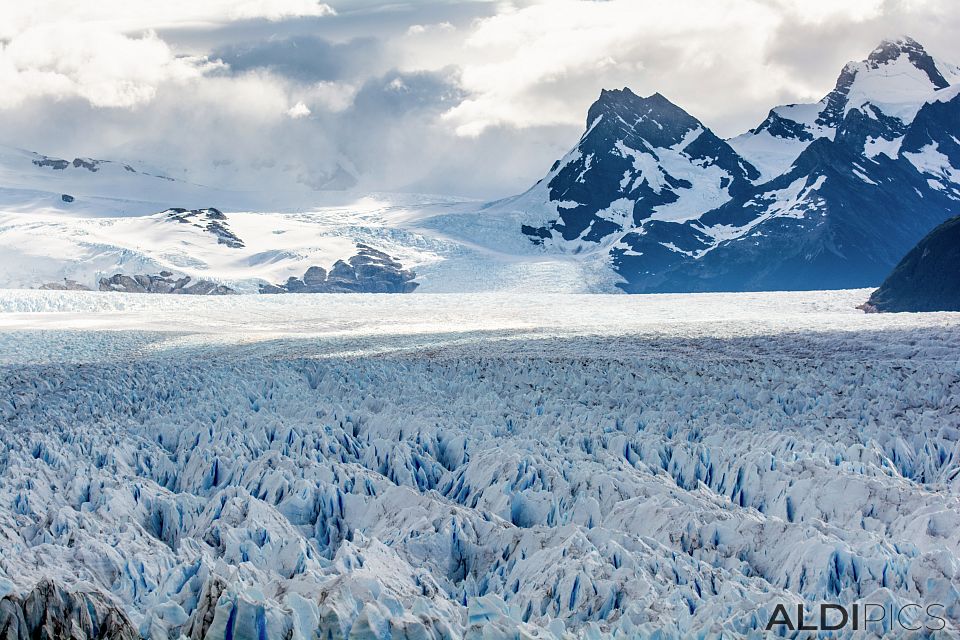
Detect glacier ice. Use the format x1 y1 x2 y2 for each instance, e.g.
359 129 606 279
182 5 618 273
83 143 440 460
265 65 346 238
0 291 959 638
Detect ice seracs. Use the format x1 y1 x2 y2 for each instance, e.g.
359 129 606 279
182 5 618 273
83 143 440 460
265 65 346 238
1 290 959 638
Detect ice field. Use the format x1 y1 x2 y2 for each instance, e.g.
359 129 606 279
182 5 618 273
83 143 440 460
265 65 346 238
1 289 960 639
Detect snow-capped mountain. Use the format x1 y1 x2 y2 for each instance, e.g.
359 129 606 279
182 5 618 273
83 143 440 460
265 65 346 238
515 37 960 293
729 36 960 180
517 89 758 246
0 144 451 293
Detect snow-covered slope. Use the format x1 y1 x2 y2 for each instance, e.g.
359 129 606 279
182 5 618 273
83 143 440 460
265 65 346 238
0 139 617 293
1 290 959 639
0 145 237 218
0 202 438 293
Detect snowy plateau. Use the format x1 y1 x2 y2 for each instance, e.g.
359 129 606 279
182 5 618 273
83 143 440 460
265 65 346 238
1 291 960 639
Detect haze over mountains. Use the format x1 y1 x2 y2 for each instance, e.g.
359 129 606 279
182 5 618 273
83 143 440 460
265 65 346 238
1 37 958 295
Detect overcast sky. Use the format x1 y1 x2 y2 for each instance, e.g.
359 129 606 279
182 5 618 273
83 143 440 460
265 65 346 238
0 0 957 198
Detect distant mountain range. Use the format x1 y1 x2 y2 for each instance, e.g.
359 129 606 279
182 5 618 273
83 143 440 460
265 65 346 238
514 37 960 293
2 37 958 296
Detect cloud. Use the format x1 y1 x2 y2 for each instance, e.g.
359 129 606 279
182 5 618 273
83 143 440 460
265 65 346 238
287 101 312 118
212 35 382 83
0 1 335 39
0 0 958 200
437 0 959 138
0 0 339 111
406 22 455 36
227 0 335 22
439 0 784 135
0 26 218 108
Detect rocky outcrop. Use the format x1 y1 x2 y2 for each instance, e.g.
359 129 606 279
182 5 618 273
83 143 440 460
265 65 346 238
260 245 418 294
164 208 244 249
99 271 236 295
39 279 91 291
0 579 138 640
862 214 960 312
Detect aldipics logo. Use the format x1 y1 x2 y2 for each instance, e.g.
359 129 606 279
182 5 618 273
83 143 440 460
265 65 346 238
765 603 947 633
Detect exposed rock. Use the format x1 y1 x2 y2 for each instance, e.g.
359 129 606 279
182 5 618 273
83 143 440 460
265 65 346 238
0 579 138 640
302 265 327 287
61 194 74 203
71 158 101 172
39 279 91 291
31 157 69 170
98 272 236 295
863 214 960 312
259 245 418 294
164 208 244 248
515 37 960 294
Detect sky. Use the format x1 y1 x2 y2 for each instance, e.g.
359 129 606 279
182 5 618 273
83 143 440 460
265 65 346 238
0 0 957 198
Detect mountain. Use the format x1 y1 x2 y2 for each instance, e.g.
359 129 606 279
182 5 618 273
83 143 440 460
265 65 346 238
518 89 758 246
515 37 960 293
729 36 960 180
862 214 960 312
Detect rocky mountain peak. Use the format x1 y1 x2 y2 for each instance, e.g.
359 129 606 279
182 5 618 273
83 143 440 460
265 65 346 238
585 88 700 150
866 36 949 88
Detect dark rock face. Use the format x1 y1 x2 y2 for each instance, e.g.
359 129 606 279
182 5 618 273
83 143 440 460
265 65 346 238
61 194 74 203
863 215 960 312
260 245 418 294
71 158 102 172
99 272 236 295
0 579 138 640
752 109 815 141
32 157 69 170
31 156 104 173
164 208 245 249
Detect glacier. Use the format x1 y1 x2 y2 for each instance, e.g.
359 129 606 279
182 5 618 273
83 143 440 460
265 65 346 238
0 290 959 639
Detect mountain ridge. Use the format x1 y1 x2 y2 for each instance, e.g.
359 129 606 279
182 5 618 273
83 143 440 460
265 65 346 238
515 36 960 293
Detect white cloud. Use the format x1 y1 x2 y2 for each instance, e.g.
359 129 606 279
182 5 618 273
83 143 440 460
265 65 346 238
439 0 782 135
765 0 884 23
0 26 218 108
228 0 335 22
0 1 335 39
287 101 312 118
407 22 456 36
0 0 335 110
